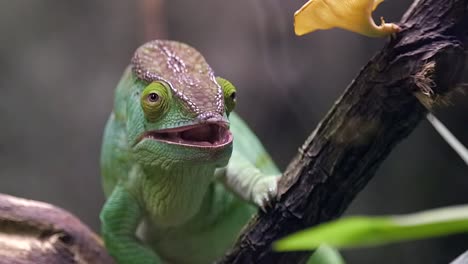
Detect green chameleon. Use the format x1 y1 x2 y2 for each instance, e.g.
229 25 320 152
100 40 280 264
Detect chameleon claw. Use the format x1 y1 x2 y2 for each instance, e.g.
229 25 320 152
259 196 269 213
252 176 279 212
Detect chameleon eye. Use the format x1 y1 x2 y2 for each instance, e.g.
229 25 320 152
147 92 160 103
216 77 237 114
141 82 171 122
230 92 236 101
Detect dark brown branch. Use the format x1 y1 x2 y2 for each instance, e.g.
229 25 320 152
0 193 114 264
218 0 468 263
138 0 167 40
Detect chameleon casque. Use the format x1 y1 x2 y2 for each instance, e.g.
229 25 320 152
100 40 280 264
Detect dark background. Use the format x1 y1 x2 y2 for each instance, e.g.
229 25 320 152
0 1 467 263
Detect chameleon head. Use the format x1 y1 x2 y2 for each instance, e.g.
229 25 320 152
123 40 237 168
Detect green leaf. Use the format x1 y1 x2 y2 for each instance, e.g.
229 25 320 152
274 204 468 251
307 245 346 264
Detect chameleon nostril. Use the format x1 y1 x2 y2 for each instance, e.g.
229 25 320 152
198 112 224 123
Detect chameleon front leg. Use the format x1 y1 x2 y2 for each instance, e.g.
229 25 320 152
220 151 280 210
100 184 161 264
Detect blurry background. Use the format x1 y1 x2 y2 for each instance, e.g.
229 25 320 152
0 0 467 263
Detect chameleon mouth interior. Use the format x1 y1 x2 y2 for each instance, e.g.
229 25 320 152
144 123 232 148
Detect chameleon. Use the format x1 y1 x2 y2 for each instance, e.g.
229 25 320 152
100 39 281 264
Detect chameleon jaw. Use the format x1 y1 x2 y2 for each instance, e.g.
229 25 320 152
142 123 233 149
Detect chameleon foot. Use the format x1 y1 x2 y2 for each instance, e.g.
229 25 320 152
251 176 279 212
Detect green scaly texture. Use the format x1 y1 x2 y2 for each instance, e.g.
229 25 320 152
100 40 338 264
100 40 280 264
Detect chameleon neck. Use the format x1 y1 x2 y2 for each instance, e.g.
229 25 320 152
136 163 216 227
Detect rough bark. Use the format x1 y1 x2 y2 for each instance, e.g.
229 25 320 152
218 0 468 263
0 193 114 264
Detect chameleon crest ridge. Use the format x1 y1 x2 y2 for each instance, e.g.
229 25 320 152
132 40 224 119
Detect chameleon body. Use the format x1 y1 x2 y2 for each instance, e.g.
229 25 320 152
100 40 279 264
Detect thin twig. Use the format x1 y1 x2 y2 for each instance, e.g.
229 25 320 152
426 113 468 166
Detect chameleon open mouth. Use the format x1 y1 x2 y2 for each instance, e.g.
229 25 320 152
143 123 233 148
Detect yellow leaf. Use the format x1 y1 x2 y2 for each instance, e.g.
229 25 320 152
294 0 400 38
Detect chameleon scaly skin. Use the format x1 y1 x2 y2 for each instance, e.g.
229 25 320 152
100 40 279 264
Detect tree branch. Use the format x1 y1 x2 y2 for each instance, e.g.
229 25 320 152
138 0 167 40
218 0 468 263
0 193 114 264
